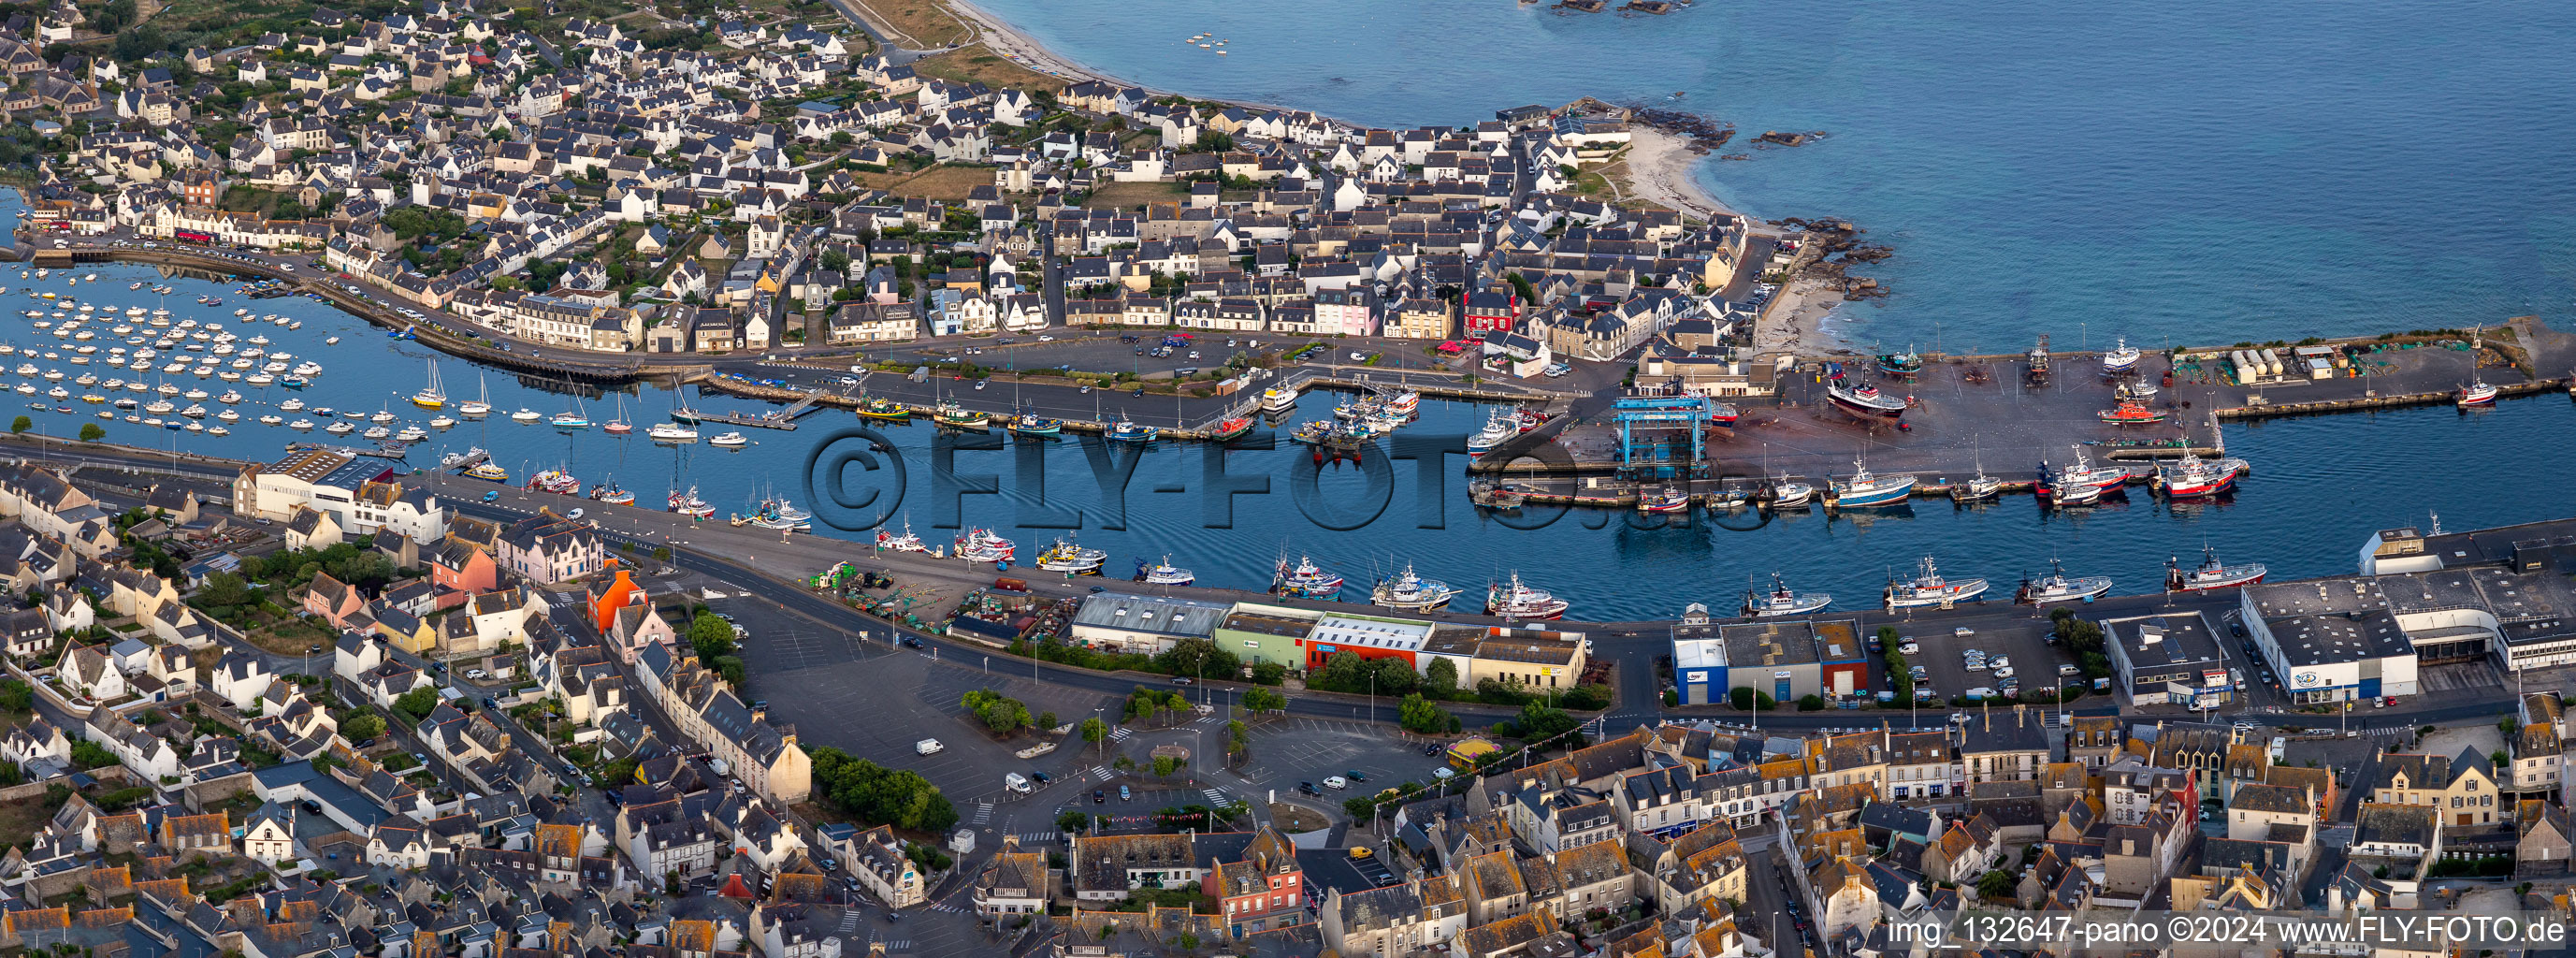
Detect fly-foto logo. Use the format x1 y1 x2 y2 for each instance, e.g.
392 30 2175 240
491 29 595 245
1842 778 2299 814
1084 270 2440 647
802 426 910 533
797 428 1780 533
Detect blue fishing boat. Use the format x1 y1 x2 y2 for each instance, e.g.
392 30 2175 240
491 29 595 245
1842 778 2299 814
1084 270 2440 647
1107 415 1157 443
1830 456 1915 507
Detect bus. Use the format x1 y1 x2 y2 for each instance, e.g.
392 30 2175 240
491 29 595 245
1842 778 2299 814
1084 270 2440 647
173 230 213 244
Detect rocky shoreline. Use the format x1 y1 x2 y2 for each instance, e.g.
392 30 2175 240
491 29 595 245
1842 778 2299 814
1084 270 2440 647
1778 217 1894 303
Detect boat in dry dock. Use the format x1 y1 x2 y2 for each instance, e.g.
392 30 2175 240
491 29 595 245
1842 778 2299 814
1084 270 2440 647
1827 381 1909 419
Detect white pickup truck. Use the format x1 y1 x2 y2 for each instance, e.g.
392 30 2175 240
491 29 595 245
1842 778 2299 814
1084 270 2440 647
915 739 944 756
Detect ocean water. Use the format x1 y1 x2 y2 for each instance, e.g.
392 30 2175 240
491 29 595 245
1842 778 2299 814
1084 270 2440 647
964 0 2576 353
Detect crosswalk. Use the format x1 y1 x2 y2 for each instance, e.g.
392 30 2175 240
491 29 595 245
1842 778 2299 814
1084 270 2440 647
972 801 994 824
1194 712 1227 725
1108 727 1134 741
1200 788 1230 806
926 903 968 914
1007 830 1057 844
837 910 861 934
1086 765 1111 779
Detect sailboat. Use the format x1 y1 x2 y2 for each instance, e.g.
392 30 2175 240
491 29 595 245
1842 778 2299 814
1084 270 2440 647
549 382 590 428
410 360 446 409
458 373 491 415
603 394 632 434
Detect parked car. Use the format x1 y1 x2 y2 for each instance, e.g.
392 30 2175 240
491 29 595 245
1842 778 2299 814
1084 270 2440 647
1118 785 1130 801
1345 769 1368 782
1093 790 1107 804
1323 776 1348 790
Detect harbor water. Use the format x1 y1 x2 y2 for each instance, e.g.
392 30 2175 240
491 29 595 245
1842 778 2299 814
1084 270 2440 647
16 260 2576 621
961 0 2576 352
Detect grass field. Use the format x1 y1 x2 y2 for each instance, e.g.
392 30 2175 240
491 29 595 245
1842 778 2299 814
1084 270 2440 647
913 44 1071 95
845 0 973 47
1081 181 1189 210
847 164 998 201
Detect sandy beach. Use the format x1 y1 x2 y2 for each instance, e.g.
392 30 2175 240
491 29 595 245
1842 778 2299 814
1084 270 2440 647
1620 126 1740 225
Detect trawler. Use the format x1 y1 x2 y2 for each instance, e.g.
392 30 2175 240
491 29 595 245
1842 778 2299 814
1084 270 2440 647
1743 573 1831 617
2014 559 2114 605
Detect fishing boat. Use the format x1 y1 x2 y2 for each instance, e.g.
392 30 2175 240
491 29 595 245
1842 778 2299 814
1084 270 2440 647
2015 559 2114 605
1884 557 1990 610
1372 563 1460 612
1826 381 1908 419
1136 557 1195 586
1034 536 1108 573
2158 454 2243 500
2044 449 2132 495
1743 573 1831 617
587 482 636 505
876 521 930 553
1954 447 2003 501
2047 479 2104 506
1009 414 1064 436
459 374 492 415
2116 378 2158 403
1469 479 1528 509
1706 402 1739 426
2101 337 2142 373
1272 556 1345 599
953 528 1016 563
1382 389 1421 418
857 397 910 420
1638 486 1690 515
411 361 446 409
1485 572 1568 620
464 463 510 483
1207 416 1253 441
1874 347 1923 377
1830 457 1916 508
2166 546 2266 592
1260 385 1299 414
527 470 581 495
1468 410 1515 457
647 422 698 442
1107 416 1158 443
1332 397 1382 421
933 402 990 429
709 431 747 447
667 486 716 519
1768 478 1815 508
2096 399 2169 425
2458 380 2499 407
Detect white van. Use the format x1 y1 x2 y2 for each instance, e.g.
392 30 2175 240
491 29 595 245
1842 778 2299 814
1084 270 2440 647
915 739 944 756
1003 772 1031 793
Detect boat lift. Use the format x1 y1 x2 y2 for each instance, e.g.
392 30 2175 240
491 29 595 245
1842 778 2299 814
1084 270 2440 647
1613 396 1712 480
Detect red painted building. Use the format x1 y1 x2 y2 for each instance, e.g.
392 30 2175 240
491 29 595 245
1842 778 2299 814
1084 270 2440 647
1203 829 1307 936
1462 289 1520 333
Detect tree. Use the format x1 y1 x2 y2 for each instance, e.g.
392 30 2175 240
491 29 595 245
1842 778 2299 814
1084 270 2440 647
1315 650 1367 691
687 612 737 660
808 747 959 832
1976 868 2019 902
1079 717 1109 755
1397 693 1456 734
1151 754 1179 778
1155 636 1239 682
0 678 30 713
1224 719 1249 759
960 689 1031 734
1510 702 1582 743
78 424 103 442
194 568 249 603
1036 711 1057 731
1729 688 1776 711
394 687 440 721
7 416 25 434
340 711 385 741
1424 658 1459 698
71 740 117 770
1240 687 1286 716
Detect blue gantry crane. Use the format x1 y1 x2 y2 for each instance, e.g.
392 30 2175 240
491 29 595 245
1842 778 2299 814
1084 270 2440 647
1613 396 1712 479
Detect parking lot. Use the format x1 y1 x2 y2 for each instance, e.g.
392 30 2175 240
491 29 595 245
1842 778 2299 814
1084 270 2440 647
1877 614 2081 706
1236 715 1460 812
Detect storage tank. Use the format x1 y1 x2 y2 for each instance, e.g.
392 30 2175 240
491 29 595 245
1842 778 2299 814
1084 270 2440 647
2261 348 2284 376
2233 350 2257 384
